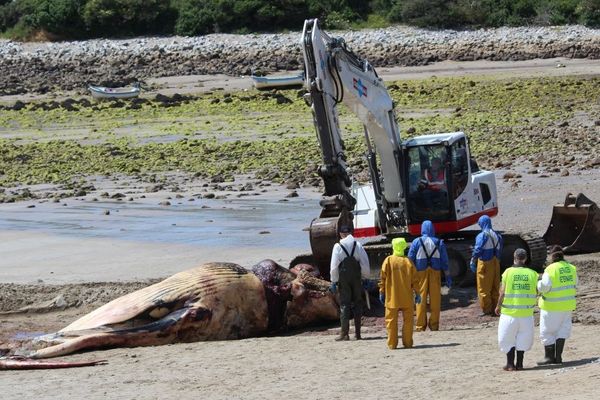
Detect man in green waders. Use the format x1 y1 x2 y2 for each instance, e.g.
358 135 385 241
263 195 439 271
329 225 370 341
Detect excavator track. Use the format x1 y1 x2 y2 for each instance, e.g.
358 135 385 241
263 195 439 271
360 231 546 284
292 231 546 285
500 233 547 272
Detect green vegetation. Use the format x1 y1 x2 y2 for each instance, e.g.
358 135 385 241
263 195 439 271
1 0 598 40
0 75 598 188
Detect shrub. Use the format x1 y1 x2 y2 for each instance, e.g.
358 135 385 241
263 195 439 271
578 0 600 26
0 1 21 33
17 0 85 37
82 0 176 37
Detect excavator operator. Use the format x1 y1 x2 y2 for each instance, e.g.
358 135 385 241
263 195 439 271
418 157 448 211
423 157 446 191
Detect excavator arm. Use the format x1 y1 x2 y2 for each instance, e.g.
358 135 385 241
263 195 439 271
302 19 407 276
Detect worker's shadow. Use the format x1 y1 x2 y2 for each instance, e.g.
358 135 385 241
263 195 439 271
532 357 599 370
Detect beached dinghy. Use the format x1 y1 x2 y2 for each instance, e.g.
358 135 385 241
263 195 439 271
251 72 304 89
88 83 140 99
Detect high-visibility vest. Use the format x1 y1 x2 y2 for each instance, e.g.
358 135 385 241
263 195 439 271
501 267 538 317
538 261 577 312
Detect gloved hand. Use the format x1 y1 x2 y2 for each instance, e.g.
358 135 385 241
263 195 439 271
379 293 385 304
470 259 477 273
329 282 337 294
362 279 371 291
414 294 422 304
446 275 453 288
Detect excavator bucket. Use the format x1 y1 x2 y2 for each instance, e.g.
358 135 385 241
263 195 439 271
543 193 600 254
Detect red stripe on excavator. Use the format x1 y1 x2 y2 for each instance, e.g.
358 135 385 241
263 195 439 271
353 226 381 238
408 207 499 235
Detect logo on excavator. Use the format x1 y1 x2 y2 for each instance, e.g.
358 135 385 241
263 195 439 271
353 78 368 97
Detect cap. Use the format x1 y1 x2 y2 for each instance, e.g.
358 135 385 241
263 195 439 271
514 248 527 261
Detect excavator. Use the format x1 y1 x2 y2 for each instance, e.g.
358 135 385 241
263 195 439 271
297 18 549 283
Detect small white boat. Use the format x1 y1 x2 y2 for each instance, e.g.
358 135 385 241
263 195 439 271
88 84 141 99
251 73 304 89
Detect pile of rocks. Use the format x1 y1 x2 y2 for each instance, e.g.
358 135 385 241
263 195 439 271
0 25 598 94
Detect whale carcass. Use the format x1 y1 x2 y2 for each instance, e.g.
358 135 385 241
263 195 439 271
1 260 338 367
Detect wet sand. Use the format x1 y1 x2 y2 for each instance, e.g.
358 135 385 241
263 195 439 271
1 323 598 400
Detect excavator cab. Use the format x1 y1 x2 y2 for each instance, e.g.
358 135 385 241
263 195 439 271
403 132 497 235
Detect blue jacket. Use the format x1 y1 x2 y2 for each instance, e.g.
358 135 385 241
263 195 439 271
472 215 503 262
408 220 449 272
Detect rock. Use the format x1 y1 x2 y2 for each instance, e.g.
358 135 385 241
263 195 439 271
502 171 517 180
285 191 299 198
210 175 225 183
275 95 292 104
104 209 110 215
149 184 164 192
159 201 171 206
560 169 570 176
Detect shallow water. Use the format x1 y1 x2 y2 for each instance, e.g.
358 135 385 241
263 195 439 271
0 196 318 249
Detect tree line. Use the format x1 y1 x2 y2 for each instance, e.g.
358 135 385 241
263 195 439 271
1 0 599 40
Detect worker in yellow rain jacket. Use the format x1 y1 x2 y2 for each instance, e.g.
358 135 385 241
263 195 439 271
537 245 578 365
495 248 538 371
379 238 421 349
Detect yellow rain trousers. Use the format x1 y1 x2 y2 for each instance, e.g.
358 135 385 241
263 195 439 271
416 268 441 331
379 238 419 348
477 257 500 314
385 307 414 349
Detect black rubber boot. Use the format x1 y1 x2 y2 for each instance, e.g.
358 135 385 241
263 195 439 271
354 317 362 340
537 344 556 365
516 351 525 370
555 339 565 364
504 347 516 371
335 317 350 341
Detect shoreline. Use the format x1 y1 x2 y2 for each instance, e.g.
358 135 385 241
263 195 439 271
2 57 600 105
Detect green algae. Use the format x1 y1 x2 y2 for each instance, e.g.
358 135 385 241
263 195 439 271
0 75 598 186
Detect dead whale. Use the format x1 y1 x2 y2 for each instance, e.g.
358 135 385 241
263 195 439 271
2 260 338 365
